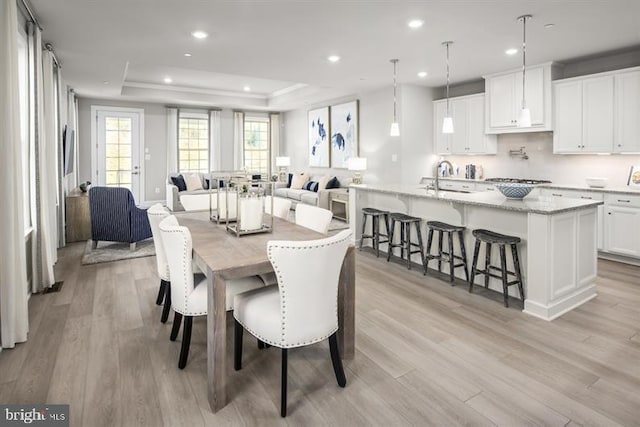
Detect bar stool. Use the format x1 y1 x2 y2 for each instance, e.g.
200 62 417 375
386 213 425 270
423 221 469 284
360 208 390 258
468 229 525 307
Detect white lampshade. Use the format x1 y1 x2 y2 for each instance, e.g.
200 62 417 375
518 108 532 127
275 156 291 167
442 116 454 134
389 122 400 136
348 157 367 171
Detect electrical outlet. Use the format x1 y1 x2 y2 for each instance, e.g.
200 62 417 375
155 187 160 194
391 154 398 162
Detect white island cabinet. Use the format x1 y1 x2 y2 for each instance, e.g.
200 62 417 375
348 184 602 321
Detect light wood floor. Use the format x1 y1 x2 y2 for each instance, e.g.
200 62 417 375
1 243 640 426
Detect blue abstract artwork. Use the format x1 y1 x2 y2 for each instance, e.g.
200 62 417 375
308 106 330 167
330 100 359 168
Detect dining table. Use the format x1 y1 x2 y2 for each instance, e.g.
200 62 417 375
176 212 356 413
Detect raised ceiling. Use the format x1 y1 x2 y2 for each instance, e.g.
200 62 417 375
29 0 640 111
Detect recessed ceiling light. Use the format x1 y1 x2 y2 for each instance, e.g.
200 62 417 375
191 30 208 39
408 19 424 29
102 80 109 85
164 77 172 84
544 23 555 29
505 48 518 55
243 86 251 92
184 53 192 57
328 55 340 63
417 71 428 78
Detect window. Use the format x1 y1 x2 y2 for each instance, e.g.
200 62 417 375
104 117 133 190
244 118 270 176
178 113 209 173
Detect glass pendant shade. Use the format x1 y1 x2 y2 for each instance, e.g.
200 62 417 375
390 122 400 136
518 108 532 128
442 116 454 134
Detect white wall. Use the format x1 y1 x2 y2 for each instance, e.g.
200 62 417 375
281 84 439 185
77 98 238 203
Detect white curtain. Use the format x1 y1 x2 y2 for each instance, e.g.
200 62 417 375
32 28 56 293
233 111 245 170
209 109 221 171
166 107 178 173
269 113 280 176
0 0 29 348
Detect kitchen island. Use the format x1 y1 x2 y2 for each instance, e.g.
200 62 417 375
348 184 604 320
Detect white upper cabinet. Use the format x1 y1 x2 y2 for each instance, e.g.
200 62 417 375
553 67 640 154
484 63 556 134
433 94 496 155
615 70 640 153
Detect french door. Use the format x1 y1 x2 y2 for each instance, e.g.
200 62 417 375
93 108 143 202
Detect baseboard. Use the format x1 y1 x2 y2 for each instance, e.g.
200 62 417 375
598 251 640 267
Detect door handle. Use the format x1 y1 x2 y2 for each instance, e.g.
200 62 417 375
132 172 139 175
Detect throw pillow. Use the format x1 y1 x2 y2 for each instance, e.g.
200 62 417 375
287 173 293 188
203 178 209 190
326 176 341 189
290 173 309 190
171 175 187 192
303 181 319 192
318 175 330 191
184 173 204 191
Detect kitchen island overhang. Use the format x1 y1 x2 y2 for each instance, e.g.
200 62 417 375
348 184 603 321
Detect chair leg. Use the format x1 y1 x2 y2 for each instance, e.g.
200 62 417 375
156 279 167 306
511 243 525 302
405 223 412 270
437 231 444 272
178 316 193 369
448 231 455 283
424 228 434 275
234 320 243 371
458 230 469 283
130 242 136 251
161 283 172 323
281 348 288 418
91 240 98 249
373 215 380 258
359 213 368 250
170 311 182 341
499 245 509 308
257 340 265 349
469 239 481 293
484 243 492 289
414 222 425 273
329 333 347 387
387 220 395 262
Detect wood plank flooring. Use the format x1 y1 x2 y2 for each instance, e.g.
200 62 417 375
1 243 640 426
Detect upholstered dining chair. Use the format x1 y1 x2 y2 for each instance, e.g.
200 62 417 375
158 215 265 369
265 196 292 220
89 186 152 250
233 229 352 417
147 204 172 323
295 204 333 234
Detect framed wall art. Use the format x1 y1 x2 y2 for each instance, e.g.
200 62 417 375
330 100 359 168
308 106 330 167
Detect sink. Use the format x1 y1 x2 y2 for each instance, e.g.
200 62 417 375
421 187 471 195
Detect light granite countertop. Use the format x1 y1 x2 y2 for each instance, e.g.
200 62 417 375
420 176 640 195
351 183 603 215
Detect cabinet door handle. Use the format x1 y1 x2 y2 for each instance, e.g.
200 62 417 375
618 144 622 147
617 199 631 203
552 193 563 197
580 196 592 199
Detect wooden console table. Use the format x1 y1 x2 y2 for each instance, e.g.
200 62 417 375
66 192 91 242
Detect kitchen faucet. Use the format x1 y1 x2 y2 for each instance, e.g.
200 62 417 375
432 159 454 192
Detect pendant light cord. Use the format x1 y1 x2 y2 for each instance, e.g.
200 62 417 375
392 59 398 122
445 42 451 115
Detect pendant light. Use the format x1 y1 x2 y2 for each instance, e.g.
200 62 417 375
442 41 454 134
389 59 400 136
517 14 533 127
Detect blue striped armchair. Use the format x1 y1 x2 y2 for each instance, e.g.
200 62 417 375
89 187 152 250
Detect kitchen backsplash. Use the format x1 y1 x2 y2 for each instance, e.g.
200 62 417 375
445 132 640 187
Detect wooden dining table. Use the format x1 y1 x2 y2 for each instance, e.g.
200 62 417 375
176 212 356 413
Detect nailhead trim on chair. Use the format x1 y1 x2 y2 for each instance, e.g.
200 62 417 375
148 209 171 281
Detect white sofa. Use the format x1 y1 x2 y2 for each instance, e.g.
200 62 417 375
166 173 211 211
273 174 349 210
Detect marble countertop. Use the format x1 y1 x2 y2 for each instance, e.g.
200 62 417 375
351 183 603 215
421 176 640 195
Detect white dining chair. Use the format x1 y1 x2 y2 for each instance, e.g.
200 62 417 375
233 229 351 417
295 203 333 235
158 215 265 369
147 203 172 323
265 195 292 220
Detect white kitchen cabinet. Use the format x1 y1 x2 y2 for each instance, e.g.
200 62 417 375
433 94 496 155
615 70 640 153
484 63 556 134
604 194 640 257
553 75 615 153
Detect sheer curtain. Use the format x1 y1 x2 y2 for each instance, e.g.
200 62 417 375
0 0 29 348
32 31 57 293
269 113 280 175
233 111 245 170
166 107 178 173
209 109 221 171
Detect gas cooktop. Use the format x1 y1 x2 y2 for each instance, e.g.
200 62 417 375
485 178 551 185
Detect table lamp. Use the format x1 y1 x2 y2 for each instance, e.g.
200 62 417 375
275 156 290 182
348 157 367 184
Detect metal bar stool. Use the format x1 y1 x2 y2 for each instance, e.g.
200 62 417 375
424 221 469 283
468 229 525 307
359 208 390 258
386 213 425 270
